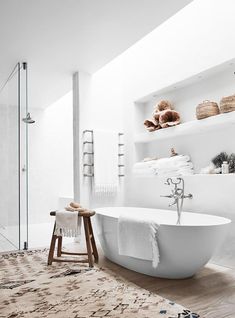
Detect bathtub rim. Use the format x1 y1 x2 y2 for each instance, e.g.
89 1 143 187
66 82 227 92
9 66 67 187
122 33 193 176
95 206 231 227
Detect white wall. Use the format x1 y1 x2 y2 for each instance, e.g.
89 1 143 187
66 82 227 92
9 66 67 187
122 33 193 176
77 70 125 209
78 0 235 267
28 92 73 225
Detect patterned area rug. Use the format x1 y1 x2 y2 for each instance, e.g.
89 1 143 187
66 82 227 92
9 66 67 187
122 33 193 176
0 250 199 318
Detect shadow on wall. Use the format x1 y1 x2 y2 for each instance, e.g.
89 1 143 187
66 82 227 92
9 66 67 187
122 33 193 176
28 91 74 225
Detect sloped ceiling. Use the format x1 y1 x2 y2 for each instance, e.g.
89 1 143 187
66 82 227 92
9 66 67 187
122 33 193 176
0 0 192 108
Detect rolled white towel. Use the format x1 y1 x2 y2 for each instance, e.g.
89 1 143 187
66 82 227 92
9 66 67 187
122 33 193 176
155 165 179 172
155 164 194 177
154 162 193 170
174 161 193 169
133 160 158 176
152 156 193 170
133 167 155 175
133 160 158 170
170 155 191 163
151 158 171 169
133 156 194 177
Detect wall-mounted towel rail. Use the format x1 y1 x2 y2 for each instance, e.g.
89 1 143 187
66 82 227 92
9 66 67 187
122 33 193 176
83 151 94 155
84 173 94 177
83 130 124 136
83 130 93 133
83 130 124 178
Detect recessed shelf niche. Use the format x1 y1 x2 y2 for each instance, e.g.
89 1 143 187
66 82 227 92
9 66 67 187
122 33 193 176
133 58 235 174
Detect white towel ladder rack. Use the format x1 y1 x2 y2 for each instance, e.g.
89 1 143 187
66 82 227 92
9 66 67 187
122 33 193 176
82 130 124 178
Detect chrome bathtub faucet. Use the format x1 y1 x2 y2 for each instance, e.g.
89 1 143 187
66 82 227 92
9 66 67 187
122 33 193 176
161 177 193 225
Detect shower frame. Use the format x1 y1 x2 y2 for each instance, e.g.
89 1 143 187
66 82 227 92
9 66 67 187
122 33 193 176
0 62 29 251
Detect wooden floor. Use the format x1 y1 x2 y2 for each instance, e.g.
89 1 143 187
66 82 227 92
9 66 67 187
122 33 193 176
94 247 235 318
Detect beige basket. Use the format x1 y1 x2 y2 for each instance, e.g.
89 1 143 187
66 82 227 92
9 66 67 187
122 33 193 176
220 94 235 113
196 100 220 120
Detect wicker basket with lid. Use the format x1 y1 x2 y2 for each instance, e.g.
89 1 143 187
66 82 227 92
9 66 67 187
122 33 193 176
196 100 220 120
220 94 235 113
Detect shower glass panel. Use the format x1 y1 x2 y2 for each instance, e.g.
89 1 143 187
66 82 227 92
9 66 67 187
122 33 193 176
0 63 28 251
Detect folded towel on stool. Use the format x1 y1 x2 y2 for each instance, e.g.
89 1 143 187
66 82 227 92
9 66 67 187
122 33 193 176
64 202 84 239
54 211 80 237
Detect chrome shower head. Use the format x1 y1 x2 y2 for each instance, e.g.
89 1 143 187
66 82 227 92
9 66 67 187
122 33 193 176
22 112 35 124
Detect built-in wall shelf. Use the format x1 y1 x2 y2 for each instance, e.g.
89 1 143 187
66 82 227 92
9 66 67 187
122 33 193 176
134 111 235 144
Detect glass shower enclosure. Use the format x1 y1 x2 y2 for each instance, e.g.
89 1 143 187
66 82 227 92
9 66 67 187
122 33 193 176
0 62 29 251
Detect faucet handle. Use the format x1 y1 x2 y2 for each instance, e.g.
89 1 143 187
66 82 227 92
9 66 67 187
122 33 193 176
164 178 172 185
184 193 193 199
160 194 173 198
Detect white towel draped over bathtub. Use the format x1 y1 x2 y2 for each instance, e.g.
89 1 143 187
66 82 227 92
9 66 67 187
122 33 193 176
93 130 119 195
118 213 160 268
54 211 80 237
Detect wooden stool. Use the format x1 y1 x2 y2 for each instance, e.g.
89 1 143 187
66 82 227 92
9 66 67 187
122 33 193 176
47 210 98 267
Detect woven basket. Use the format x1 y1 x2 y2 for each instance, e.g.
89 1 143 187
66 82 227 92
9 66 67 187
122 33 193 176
220 94 235 113
196 100 220 120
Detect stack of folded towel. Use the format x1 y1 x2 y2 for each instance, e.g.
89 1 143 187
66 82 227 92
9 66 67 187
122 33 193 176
132 158 158 176
54 202 86 237
133 155 194 177
153 155 194 177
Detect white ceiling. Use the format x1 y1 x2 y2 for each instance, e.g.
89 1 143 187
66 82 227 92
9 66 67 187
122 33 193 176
0 0 192 108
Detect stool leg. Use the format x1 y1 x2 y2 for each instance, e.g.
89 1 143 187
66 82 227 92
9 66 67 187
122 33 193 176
57 236 62 257
83 217 93 267
48 223 57 265
88 218 98 262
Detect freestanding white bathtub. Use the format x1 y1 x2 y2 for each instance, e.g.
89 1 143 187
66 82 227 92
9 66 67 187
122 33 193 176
95 207 231 279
